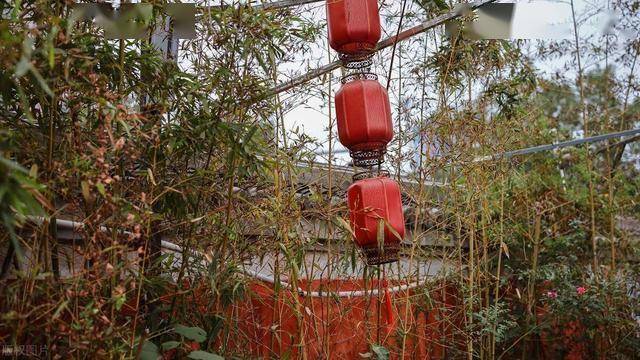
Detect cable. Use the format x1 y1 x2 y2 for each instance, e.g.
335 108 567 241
473 127 640 162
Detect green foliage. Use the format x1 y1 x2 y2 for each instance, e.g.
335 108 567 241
370 344 390 360
187 350 224 360
0 154 44 262
175 325 207 343
0 0 638 358
472 301 518 343
140 341 160 360
0 0 319 358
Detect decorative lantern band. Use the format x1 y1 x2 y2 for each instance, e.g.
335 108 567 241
350 148 386 168
360 243 401 265
340 54 374 69
341 72 378 84
352 169 390 182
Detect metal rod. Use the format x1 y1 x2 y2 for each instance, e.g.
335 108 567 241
474 127 640 162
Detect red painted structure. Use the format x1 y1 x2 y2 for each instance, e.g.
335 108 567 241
326 0 381 55
223 281 591 359
347 177 405 264
226 279 457 359
335 79 393 156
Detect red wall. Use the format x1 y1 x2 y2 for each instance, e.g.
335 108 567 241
224 279 459 359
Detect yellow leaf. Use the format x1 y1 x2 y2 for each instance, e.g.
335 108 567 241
501 241 510 259
147 168 156 185
335 216 355 237
81 181 91 202
29 164 38 178
377 218 385 251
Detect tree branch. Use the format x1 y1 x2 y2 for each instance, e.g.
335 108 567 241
252 0 324 10
597 134 640 170
268 0 497 96
205 0 324 11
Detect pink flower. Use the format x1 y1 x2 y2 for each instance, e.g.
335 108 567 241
576 286 587 295
546 290 558 299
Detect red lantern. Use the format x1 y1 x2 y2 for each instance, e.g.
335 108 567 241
335 79 393 166
347 176 405 265
326 0 381 56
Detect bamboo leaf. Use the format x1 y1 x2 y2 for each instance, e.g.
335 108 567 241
377 218 385 251
161 341 180 351
384 220 402 242
335 216 354 237
81 181 91 202
140 341 159 360
29 65 54 97
0 156 28 173
52 300 69 320
147 168 157 186
174 325 207 343
96 183 106 197
371 344 389 360
14 58 30 77
47 26 59 69
187 350 224 360
500 241 510 259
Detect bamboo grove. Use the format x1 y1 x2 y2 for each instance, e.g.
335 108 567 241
1 0 639 359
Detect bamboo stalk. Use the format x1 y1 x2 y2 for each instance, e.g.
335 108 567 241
324 35 334 359
570 0 599 277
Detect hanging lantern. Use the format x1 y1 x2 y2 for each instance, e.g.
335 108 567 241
335 78 393 167
347 176 405 265
326 0 381 56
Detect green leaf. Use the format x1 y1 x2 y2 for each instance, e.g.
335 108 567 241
10 0 22 20
52 300 69 320
2 201 25 264
174 325 207 343
431 0 449 11
140 341 159 360
114 293 126 311
161 341 181 351
14 58 30 77
48 26 59 69
371 344 389 360
29 65 54 97
15 85 35 124
0 156 28 173
96 183 106 197
335 216 354 237
187 351 224 360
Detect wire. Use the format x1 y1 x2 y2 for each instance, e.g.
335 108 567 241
473 127 640 162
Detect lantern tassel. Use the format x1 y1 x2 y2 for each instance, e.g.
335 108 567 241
383 271 394 331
